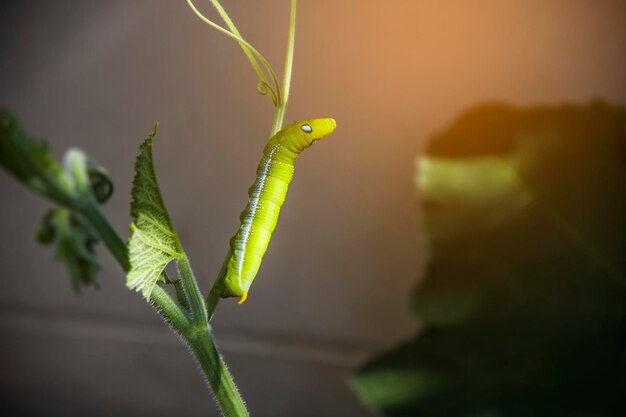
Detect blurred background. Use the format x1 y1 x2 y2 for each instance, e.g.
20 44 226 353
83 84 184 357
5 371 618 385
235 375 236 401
0 0 625 416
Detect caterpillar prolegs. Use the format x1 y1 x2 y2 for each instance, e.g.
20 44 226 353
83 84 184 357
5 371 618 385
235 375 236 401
215 118 337 303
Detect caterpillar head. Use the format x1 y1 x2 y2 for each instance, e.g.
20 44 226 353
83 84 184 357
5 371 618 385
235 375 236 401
281 118 336 151
271 118 336 153
297 118 336 142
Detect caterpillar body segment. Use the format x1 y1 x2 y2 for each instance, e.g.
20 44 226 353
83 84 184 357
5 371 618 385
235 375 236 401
218 118 337 302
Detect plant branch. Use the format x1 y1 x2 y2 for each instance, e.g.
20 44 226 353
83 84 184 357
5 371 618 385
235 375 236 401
186 0 281 106
80 200 247 417
271 0 297 135
206 290 221 321
151 285 193 334
206 246 232 320
81 203 130 271
178 253 209 325
186 327 248 417
207 0 268 90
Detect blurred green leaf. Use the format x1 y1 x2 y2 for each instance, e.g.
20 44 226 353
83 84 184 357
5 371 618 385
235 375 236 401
0 109 114 293
37 207 100 293
0 109 114 206
85 157 114 204
0 108 70 202
126 125 183 300
353 101 626 417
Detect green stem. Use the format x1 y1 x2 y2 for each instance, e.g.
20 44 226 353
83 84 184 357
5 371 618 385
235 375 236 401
206 246 232 320
208 0 269 89
271 0 297 135
82 203 130 271
173 279 191 310
80 203 183 325
151 285 193 334
80 201 246 416
178 253 208 325
186 328 249 417
187 0 281 106
206 290 221 321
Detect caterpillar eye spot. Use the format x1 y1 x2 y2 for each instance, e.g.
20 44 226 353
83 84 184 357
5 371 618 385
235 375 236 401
300 124 313 133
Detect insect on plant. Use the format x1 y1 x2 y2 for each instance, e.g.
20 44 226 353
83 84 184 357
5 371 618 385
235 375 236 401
0 1 337 416
180 0 337 315
216 118 337 303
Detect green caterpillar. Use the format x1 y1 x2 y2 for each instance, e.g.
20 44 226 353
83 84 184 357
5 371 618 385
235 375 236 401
217 118 337 303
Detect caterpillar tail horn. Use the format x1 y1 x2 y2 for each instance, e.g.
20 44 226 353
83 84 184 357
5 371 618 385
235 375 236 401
238 292 248 305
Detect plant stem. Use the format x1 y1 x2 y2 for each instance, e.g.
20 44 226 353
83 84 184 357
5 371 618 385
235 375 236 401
82 203 130 271
80 201 246 417
271 0 297 136
173 279 191 310
178 253 208 325
206 246 232 320
187 0 281 106
186 328 249 417
151 285 193 334
208 0 268 89
206 290 221 321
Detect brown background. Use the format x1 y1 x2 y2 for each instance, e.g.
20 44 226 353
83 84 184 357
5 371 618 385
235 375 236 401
1 0 625 415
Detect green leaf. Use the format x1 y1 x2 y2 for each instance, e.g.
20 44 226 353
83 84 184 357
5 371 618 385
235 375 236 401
0 108 70 199
37 207 100 293
0 109 114 208
1 109 117 293
353 101 626 417
126 125 183 300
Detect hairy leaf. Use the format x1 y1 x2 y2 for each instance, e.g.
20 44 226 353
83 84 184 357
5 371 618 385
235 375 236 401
126 125 183 300
353 101 626 417
37 207 100 292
